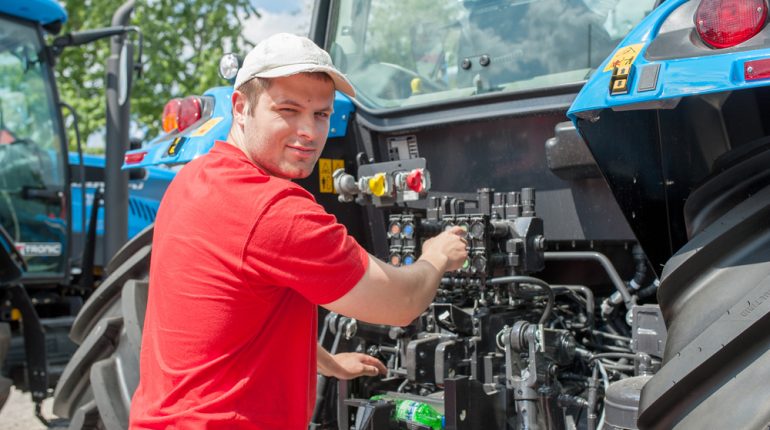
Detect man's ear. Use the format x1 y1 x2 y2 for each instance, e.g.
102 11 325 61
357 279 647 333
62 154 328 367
231 89 248 126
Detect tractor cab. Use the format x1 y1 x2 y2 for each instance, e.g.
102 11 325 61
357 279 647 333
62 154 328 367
0 1 70 281
0 0 144 421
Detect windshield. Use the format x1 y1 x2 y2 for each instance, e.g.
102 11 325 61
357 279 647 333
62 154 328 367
0 16 67 275
328 0 655 109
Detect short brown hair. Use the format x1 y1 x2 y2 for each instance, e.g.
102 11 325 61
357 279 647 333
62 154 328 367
236 72 334 116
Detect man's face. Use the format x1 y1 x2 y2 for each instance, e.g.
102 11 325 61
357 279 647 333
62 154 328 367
235 74 335 179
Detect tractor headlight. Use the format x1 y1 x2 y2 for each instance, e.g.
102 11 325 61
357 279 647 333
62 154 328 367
218 53 241 82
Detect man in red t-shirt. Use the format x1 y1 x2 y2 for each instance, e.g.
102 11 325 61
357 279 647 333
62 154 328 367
129 33 467 430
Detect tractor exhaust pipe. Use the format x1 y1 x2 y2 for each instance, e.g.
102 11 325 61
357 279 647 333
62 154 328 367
104 0 134 264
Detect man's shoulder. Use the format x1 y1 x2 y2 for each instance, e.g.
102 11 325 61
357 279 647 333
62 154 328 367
260 181 319 216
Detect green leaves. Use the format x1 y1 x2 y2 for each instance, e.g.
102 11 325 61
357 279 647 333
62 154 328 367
56 0 257 152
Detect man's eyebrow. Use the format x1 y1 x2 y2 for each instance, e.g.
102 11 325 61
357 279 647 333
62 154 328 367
274 99 333 112
274 99 304 108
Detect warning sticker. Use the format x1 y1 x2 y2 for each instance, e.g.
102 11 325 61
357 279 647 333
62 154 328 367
332 159 345 193
319 159 333 193
319 158 345 193
603 43 644 72
189 117 224 137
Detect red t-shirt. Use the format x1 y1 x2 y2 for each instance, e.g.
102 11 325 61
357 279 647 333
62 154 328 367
129 141 368 429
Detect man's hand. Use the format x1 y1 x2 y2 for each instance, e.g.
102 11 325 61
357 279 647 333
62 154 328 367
327 352 387 380
420 226 468 272
317 345 387 380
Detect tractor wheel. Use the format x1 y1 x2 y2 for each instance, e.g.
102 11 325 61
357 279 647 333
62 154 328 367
52 225 153 430
0 322 12 412
637 143 770 429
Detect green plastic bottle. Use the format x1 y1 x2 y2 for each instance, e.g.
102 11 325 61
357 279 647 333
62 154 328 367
392 399 445 430
370 395 445 430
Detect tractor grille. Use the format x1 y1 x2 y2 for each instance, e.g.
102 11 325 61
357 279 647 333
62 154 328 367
128 197 158 223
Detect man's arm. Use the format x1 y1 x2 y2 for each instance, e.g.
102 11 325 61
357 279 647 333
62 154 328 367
317 344 387 379
323 227 467 326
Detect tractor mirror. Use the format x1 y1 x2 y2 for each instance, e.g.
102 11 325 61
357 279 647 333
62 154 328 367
117 41 134 106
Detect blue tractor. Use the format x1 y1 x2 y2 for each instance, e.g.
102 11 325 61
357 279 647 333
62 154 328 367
568 0 770 428
52 1 705 430
59 0 770 428
0 0 161 425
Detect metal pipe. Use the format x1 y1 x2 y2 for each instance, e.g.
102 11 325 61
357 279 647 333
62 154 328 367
553 284 595 330
59 102 86 262
488 276 554 324
586 364 599 430
104 0 134 264
544 251 633 307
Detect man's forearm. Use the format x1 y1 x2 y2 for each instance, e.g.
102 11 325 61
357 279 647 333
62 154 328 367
398 258 446 318
317 344 336 377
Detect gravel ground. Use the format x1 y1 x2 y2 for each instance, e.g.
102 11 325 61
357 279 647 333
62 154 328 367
0 387 54 430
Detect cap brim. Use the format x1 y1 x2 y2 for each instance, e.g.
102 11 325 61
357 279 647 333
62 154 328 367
254 63 356 98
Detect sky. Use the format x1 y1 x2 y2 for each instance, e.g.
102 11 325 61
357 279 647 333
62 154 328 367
243 0 314 44
86 0 315 149
251 0 304 14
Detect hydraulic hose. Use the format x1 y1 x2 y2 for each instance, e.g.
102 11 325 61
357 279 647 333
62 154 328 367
588 352 638 363
630 244 651 289
488 275 554 324
553 284 595 330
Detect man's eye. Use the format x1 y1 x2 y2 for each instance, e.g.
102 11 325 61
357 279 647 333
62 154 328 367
280 107 297 113
316 112 330 118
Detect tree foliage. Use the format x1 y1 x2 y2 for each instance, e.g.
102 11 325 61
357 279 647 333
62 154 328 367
56 0 259 151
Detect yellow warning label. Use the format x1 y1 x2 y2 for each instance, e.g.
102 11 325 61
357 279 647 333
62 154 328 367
319 158 333 193
189 117 224 137
332 159 345 193
319 158 345 193
603 43 644 72
167 136 183 156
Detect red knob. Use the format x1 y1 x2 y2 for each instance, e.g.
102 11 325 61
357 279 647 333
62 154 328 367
405 169 424 193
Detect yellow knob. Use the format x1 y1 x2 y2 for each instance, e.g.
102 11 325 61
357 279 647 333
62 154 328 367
368 173 387 197
411 78 422 95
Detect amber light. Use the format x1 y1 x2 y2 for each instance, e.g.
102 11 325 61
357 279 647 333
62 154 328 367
162 98 181 133
696 0 767 49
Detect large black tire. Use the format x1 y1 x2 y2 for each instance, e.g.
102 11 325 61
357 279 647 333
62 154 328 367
52 225 153 430
0 322 12 412
637 145 770 429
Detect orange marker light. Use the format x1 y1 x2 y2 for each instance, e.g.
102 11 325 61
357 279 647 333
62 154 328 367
162 98 182 133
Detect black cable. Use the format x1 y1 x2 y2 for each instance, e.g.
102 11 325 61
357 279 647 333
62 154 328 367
487 275 554 324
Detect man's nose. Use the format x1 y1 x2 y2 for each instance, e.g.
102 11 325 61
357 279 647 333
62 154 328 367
296 113 318 142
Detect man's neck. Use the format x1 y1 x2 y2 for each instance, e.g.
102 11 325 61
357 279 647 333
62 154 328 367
224 134 287 180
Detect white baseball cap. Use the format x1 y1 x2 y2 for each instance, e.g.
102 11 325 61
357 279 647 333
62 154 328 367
234 33 355 98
